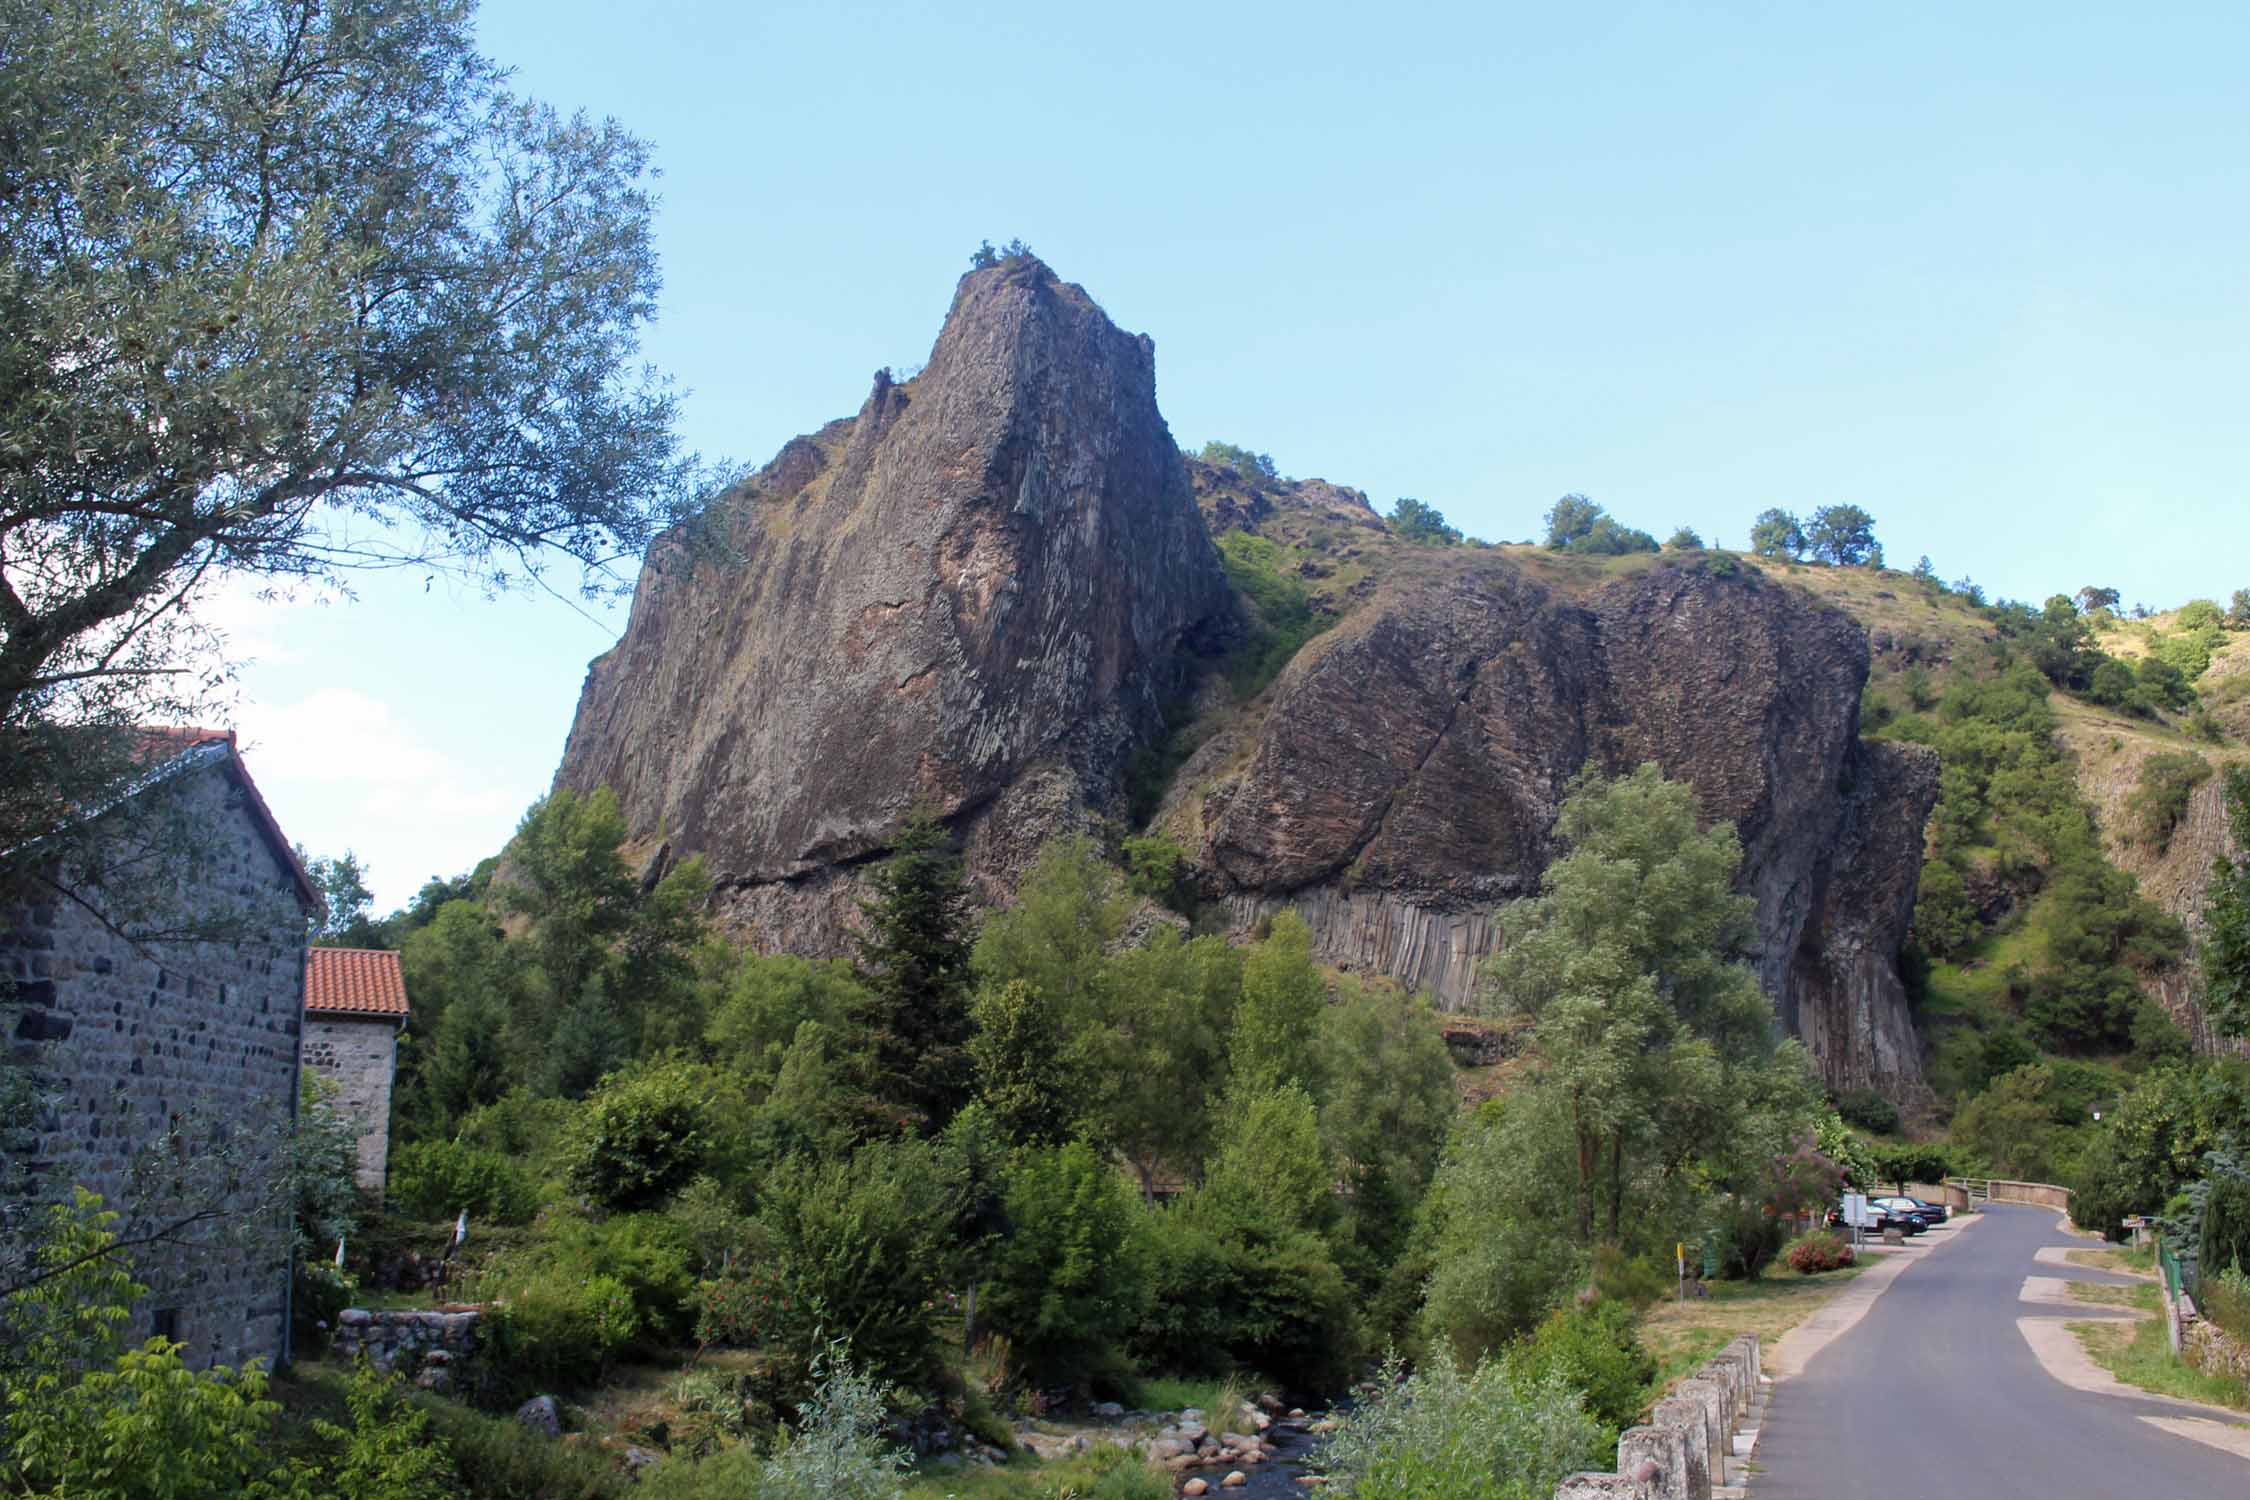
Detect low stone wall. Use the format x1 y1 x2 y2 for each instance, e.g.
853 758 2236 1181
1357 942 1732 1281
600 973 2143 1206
1554 1335 1760 1500
2183 1314 2250 1387
331 1308 483 1394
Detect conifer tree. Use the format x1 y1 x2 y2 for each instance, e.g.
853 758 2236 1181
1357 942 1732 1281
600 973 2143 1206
851 808 977 1133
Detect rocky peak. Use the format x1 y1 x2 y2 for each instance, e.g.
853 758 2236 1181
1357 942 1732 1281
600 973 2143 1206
553 258 1230 939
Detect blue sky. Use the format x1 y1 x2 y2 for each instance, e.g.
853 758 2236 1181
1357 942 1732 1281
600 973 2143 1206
216 1 2250 906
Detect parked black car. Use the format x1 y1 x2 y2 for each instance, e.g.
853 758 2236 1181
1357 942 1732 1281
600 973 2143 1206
1826 1200 1923 1235
1871 1195 1943 1230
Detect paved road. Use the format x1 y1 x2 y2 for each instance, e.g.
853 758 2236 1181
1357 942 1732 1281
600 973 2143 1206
1753 1204 2245 1498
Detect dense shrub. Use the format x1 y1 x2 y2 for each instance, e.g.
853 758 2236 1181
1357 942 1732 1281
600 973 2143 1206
388 1138 541 1223
568 1059 718 1212
691 1263 792 1352
755 1138 948 1383
484 1269 640 1388
1135 1201 1356 1391
1701 1201 1787 1281
2127 751 2213 851
1320 1347 1606 1500
423 1397 633 1498
1834 1088 1901 1135
981 1141 1153 1387
1418 1104 1587 1359
1513 1300 1656 1436
1783 1230 1856 1274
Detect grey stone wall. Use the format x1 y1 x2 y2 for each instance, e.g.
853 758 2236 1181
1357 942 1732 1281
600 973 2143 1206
3 760 311 1370
331 1307 482 1394
302 1016 399 1192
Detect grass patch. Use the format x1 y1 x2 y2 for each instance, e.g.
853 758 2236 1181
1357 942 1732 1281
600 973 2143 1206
1637 1262 1868 1388
2067 1281 2158 1311
2069 1316 2250 1413
2065 1246 2156 1278
1133 1371 1248 1418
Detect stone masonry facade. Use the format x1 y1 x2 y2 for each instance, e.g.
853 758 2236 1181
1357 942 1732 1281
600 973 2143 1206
3 747 316 1370
301 1014 400 1191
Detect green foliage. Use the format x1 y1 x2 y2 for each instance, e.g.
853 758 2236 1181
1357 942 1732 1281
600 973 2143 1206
635 1346 909 1500
705 955 868 1099
1479 764 1787 1245
387 1138 541 1223
483 1268 642 1387
967 979 1078 1148
303 1365 455 1500
569 1058 718 1212
1747 508 1805 560
1865 1141 1953 1193
2151 624 2222 683
1892 659 2188 1069
754 1138 948 1383
1202 1084 1333 1234
1514 1300 1656 1437
1316 982 1457 1281
1198 440 1280 481
396 901 519 1130
304 849 379 947
0 0 700 819
1228 911 1327 1097
1319 1347 1606 1500
981 1142 1154 1385
1099 928 1239 1191
1701 1199 1787 1281
1120 832 1192 911
761 1346 911 1500
1664 526 1704 550
850 808 977 1135
2232 590 2250 629
2198 1153 2250 1283
2178 599 2226 632
1135 1198 1355 1391
1782 1230 1856 1274
1954 1064 2068 1179
1389 497 1462 546
2 1197 454 1499
1544 494 1603 549
2203 768 2250 1037
1419 1102 1588 1359
1803 504 1880 566
2127 751 2213 850
967 237 1036 270
1833 1088 1901 1134
1214 531 1331 696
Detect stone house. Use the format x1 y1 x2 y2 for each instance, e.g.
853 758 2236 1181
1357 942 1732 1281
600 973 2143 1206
301 947 408 1193
2 728 320 1369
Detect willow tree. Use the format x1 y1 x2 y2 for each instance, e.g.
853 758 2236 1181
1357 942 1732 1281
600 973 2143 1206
0 0 708 854
1480 763 1788 1244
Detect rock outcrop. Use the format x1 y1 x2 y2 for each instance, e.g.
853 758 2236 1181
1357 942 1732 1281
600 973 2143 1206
554 258 1230 943
553 259 1935 1089
1176 556 1938 1090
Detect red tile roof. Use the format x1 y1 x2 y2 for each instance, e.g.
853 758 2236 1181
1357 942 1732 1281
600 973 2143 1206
304 947 410 1020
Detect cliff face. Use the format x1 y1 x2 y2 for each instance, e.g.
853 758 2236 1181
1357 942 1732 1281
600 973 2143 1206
1172 553 1938 1091
555 260 1935 1090
554 258 1231 942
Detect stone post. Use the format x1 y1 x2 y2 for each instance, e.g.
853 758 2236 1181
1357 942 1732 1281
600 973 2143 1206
1617 1424 1692 1500
1649 1398 1713 1499
1671 1378 1730 1468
